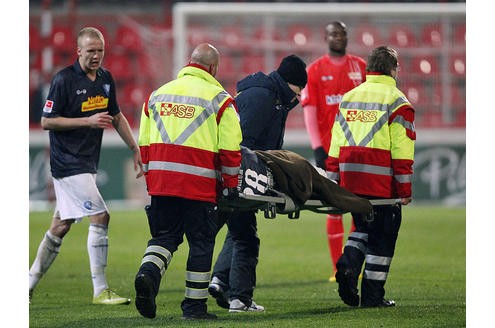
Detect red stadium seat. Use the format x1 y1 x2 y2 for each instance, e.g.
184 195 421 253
451 83 466 108
422 24 443 47
402 83 428 106
104 54 133 81
411 56 439 76
114 25 143 53
251 26 282 43
353 25 382 48
450 55 466 76
218 55 236 79
287 24 315 47
454 23 465 44
121 82 151 109
388 25 417 48
30 25 42 51
242 53 266 75
148 23 172 48
218 25 245 48
188 25 212 47
50 25 75 54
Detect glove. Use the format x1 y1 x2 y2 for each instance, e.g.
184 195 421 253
313 146 328 170
222 187 239 200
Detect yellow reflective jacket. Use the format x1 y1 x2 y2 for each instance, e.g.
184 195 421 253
138 64 242 203
327 74 415 198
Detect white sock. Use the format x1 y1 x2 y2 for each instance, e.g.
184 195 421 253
87 224 109 297
29 231 62 291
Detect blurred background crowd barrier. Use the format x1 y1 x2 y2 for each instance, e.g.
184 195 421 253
29 0 466 208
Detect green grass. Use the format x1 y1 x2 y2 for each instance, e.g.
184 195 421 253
28 205 466 327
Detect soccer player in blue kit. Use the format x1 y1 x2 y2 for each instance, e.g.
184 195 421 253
29 27 144 305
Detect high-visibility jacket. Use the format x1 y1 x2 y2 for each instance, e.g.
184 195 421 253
327 73 415 198
138 64 242 203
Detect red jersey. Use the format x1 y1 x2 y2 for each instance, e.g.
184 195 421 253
301 54 366 152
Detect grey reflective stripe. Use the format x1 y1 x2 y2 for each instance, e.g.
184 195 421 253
143 163 149 173
394 174 412 183
366 254 392 266
358 113 390 147
336 113 356 146
186 271 211 282
391 114 415 132
147 245 172 265
174 109 211 145
148 91 171 144
340 163 393 176
345 239 366 254
340 96 409 112
212 90 231 111
326 171 340 181
222 165 240 175
349 231 368 242
141 255 166 277
340 100 389 112
185 287 209 299
363 270 388 281
147 91 231 145
148 161 217 179
390 96 410 111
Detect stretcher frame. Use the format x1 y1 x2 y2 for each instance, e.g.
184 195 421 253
220 191 401 219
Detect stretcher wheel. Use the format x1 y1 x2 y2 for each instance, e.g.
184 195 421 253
288 211 300 219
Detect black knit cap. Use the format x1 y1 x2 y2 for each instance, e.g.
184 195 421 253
276 54 307 88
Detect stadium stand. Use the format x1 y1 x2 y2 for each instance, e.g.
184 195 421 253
388 25 417 48
50 25 75 54
353 24 382 48
28 1 465 130
114 25 143 53
104 53 134 81
422 24 443 48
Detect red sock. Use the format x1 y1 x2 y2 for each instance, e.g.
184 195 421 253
326 214 344 273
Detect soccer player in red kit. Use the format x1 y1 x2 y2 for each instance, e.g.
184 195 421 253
301 21 366 282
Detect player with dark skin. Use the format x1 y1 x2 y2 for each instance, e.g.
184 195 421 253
301 21 367 282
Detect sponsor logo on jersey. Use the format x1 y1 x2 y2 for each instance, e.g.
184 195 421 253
321 75 334 81
325 94 343 105
348 72 363 81
159 103 195 118
76 89 87 95
43 100 54 113
81 96 109 112
346 110 378 122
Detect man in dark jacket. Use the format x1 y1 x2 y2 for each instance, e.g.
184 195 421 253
209 55 307 312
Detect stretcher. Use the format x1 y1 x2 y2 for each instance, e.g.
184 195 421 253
219 191 401 220
219 147 401 220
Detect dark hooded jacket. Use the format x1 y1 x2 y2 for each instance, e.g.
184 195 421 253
236 71 299 150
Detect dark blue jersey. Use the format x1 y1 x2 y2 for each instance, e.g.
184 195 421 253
42 60 120 178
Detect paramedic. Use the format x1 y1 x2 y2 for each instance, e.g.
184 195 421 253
134 43 242 320
328 46 415 307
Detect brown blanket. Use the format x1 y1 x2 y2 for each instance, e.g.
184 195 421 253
254 149 372 214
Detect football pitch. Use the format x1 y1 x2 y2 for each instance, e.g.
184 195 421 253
28 205 466 327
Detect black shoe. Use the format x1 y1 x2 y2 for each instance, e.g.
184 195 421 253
335 269 359 307
208 283 230 309
361 299 396 308
134 273 157 318
182 312 217 320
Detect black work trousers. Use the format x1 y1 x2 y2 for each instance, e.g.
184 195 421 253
139 195 219 315
212 209 260 305
337 204 402 306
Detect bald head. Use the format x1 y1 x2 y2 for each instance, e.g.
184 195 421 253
190 43 220 76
